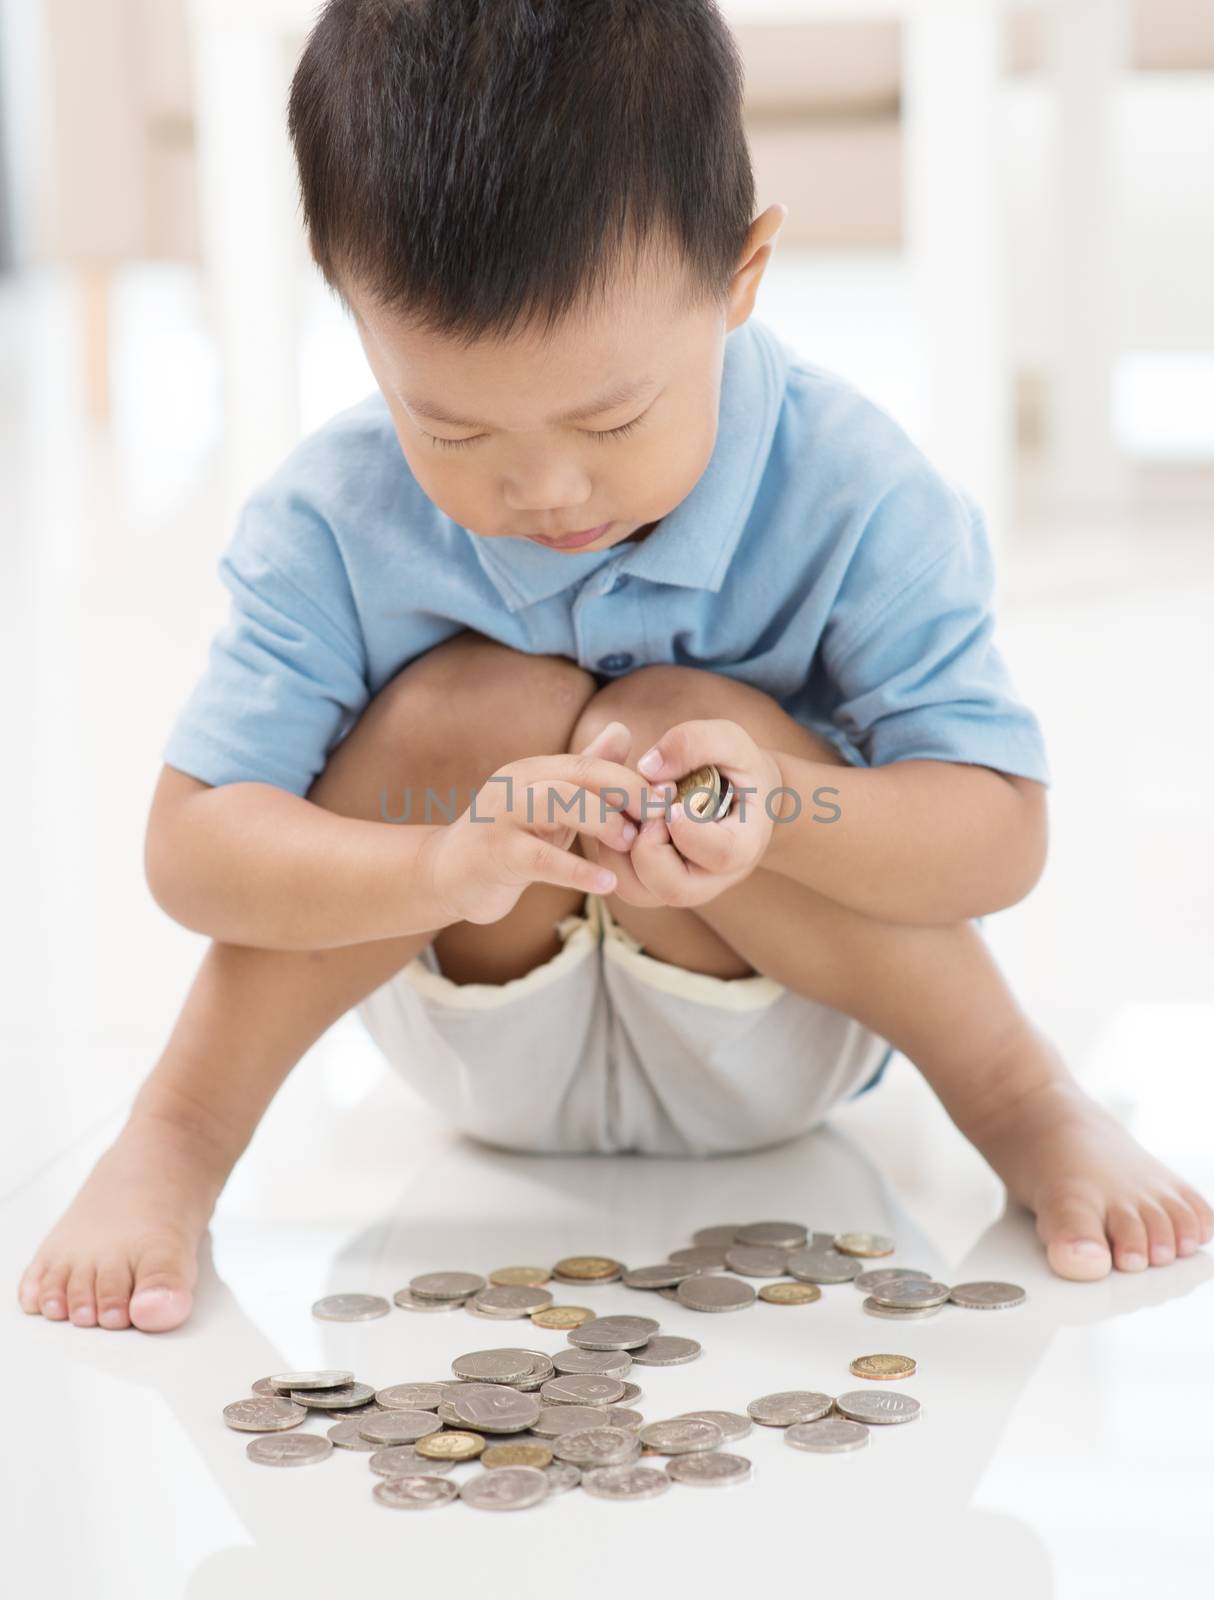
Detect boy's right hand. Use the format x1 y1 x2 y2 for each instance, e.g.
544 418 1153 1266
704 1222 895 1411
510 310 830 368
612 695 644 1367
420 724 669 926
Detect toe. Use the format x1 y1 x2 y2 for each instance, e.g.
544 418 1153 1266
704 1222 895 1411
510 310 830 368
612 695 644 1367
1106 1201 1150 1271
1138 1198 1176 1266
1162 1194 1202 1257
95 1260 134 1330
129 1245 194 1332
1179 1186 1214 1245
37 1263 71 1319
1036 1186 1112 1280
65 1265 98 1327
18 1261 46 1314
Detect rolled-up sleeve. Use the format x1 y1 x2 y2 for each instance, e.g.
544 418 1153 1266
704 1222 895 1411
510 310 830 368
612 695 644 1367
161 485 369 797
812 479 1052 784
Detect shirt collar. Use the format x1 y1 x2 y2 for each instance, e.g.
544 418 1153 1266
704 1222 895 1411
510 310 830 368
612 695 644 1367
467 316 791 612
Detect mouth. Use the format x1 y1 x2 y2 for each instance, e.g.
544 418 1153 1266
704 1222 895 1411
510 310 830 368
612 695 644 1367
525 522 613 550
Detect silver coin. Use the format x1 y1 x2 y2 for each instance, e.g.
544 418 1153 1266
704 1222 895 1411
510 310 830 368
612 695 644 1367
358 1409 444 1445
245 1433 333 1467
375 1383 446 1412
444 1385 541 1433
638 1417 724 1454
540 1374 626 1407
311 1293 390 1322
373 1474 459 1509
290 1382 376 1410
612 1383 644 1407
459 1465 549 1511
268 1370 353 1392
785 1248 861 1284
567 1315 659 1350
534 1405 623 1436
949 1280 1027 1310
552 1347 633 1377
327 1418 379 1452
665 1451 752 1486
604 1406 644 1430
862 1296 944 1321
368 1445 453 1477
621 1263 700 1289
735 1220 808 1249
628 1335 702 1366
675 1409 752 1442
854 1268 932 1294
869 1278 951 1308
676 1274 755 1312
658 1287 681 1300
690 1225 742 1248
724 1244 789 1277
834 1389 922 1425
393 1287 467 1313
669 1246 729 1271
322 1401 385 1419
451 1348 536 1383
834 1231 896 1257
250 1377 278 1396
222 1397 306 1433
581 1464 671 1501
785 1418 870 1453
551 1427 642 1467
544 1460 582 1493
746 1390 834 1428
409 1270 486 1300
471 1284 554 1316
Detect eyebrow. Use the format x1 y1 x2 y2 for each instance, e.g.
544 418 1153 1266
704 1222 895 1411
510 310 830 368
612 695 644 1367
403 377 659 430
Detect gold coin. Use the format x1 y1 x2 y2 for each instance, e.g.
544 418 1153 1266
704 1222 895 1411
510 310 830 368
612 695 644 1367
848 1353 917 1380
551 1256 624 1282
674 763 721 819
530 1304 595 1329
414 1429 485 1461
488 1266 551 1287
758 1281 822 1306
835 1231 896 1258
481 1441 554 1470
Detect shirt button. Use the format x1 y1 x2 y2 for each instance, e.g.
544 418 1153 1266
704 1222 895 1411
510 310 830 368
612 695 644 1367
597 652 634 672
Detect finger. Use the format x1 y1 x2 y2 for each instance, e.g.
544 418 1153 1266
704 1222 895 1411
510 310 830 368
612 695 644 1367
519 754 673 827
524 780 639 853
519 833 618 897
635 718 752 786
666 800 739 873
578 817 667 908
630 815 692 900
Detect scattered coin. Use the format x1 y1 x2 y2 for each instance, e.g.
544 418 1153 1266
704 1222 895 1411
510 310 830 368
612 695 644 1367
544 1461 582 1493
415 1430 485 1461
581 1464 672 1501
551 1347 633 1377
250 1377 278 1396
605 1406 644 1430
551 1256 623 1282
676 1275 755 1313
530 1305 595 1330
481 1441 554 1470
367 1445 454 1477
444 1385 542 1433
734 1220 808 1249
665 1451 752 1487
638 1418 724 1454
668 1246 728 1271
724 1244 790 1276
551 1427 641 1468
472 1284 554 1316
869 1279 951 1309
834 1390 922 1426
539 1374 626 1407
409 1271 486 1301
460 1465 549 1511
311 1293 390 1322
628 1335 701 1366
746 1391 834 1428
373 1475 459 1510
393 1287 467 1312
533 1405 623 1437
358 1409 444 1446
375 1383 445 1412
290 1382 376 1411
488 1266 551 1287
451 1349 536 1384
268 1370 353 1392
785 1248 862 1285
949 1280 1027 1310
568 1315 659 1350
690 1224 742 1248
327 1418 379 1452
862 1297 944 1321
785 1418 870 1453
849 1354 917 1380
675 1409 753 1442
834 1231 896 1258
222 1397 306 1433
854 1268 931 1294
758 1281 821 1306
246 1434 332 1467
621 1263 700 1289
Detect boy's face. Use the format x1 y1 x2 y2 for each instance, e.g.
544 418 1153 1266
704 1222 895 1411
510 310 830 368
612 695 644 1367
345 212 782 554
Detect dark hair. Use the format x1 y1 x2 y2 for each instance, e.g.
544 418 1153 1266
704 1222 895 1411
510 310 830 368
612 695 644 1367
287 0 756 345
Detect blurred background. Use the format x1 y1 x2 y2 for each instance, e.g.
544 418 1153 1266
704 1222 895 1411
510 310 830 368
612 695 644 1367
2 0 1211 1235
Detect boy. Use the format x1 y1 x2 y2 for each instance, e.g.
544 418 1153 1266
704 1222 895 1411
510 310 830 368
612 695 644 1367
19 0 1209 1333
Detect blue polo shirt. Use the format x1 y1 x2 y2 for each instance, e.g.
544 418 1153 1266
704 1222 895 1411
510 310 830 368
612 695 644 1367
162 315 1051 798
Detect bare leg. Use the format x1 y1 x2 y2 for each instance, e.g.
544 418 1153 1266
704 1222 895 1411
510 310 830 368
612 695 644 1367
570 666 1214 1280
18 635 599 1331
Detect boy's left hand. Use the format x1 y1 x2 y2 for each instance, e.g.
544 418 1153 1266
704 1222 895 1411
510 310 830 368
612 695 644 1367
610 719 785 908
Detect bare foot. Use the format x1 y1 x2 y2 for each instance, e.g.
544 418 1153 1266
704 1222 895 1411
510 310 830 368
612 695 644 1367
969 1025 1214 1280
17 1112 227 1331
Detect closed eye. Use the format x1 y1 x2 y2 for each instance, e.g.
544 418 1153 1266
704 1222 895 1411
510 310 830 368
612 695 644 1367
424 407 652 452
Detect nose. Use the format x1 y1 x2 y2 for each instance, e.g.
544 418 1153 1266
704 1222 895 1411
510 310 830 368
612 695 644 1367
502 453 593 515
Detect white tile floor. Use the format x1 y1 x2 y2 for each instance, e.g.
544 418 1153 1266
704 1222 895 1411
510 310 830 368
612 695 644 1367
4 265 1213 1597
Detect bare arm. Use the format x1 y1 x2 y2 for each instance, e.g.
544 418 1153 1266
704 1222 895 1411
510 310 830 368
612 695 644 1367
144 765 452 951
761 752 1049 925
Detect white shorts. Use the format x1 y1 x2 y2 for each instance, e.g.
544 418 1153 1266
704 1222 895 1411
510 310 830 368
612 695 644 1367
355 892 893 1157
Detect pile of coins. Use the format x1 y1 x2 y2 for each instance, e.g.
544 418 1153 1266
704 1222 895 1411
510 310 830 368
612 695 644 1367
672 762 733 823
224 1219 1024 1508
